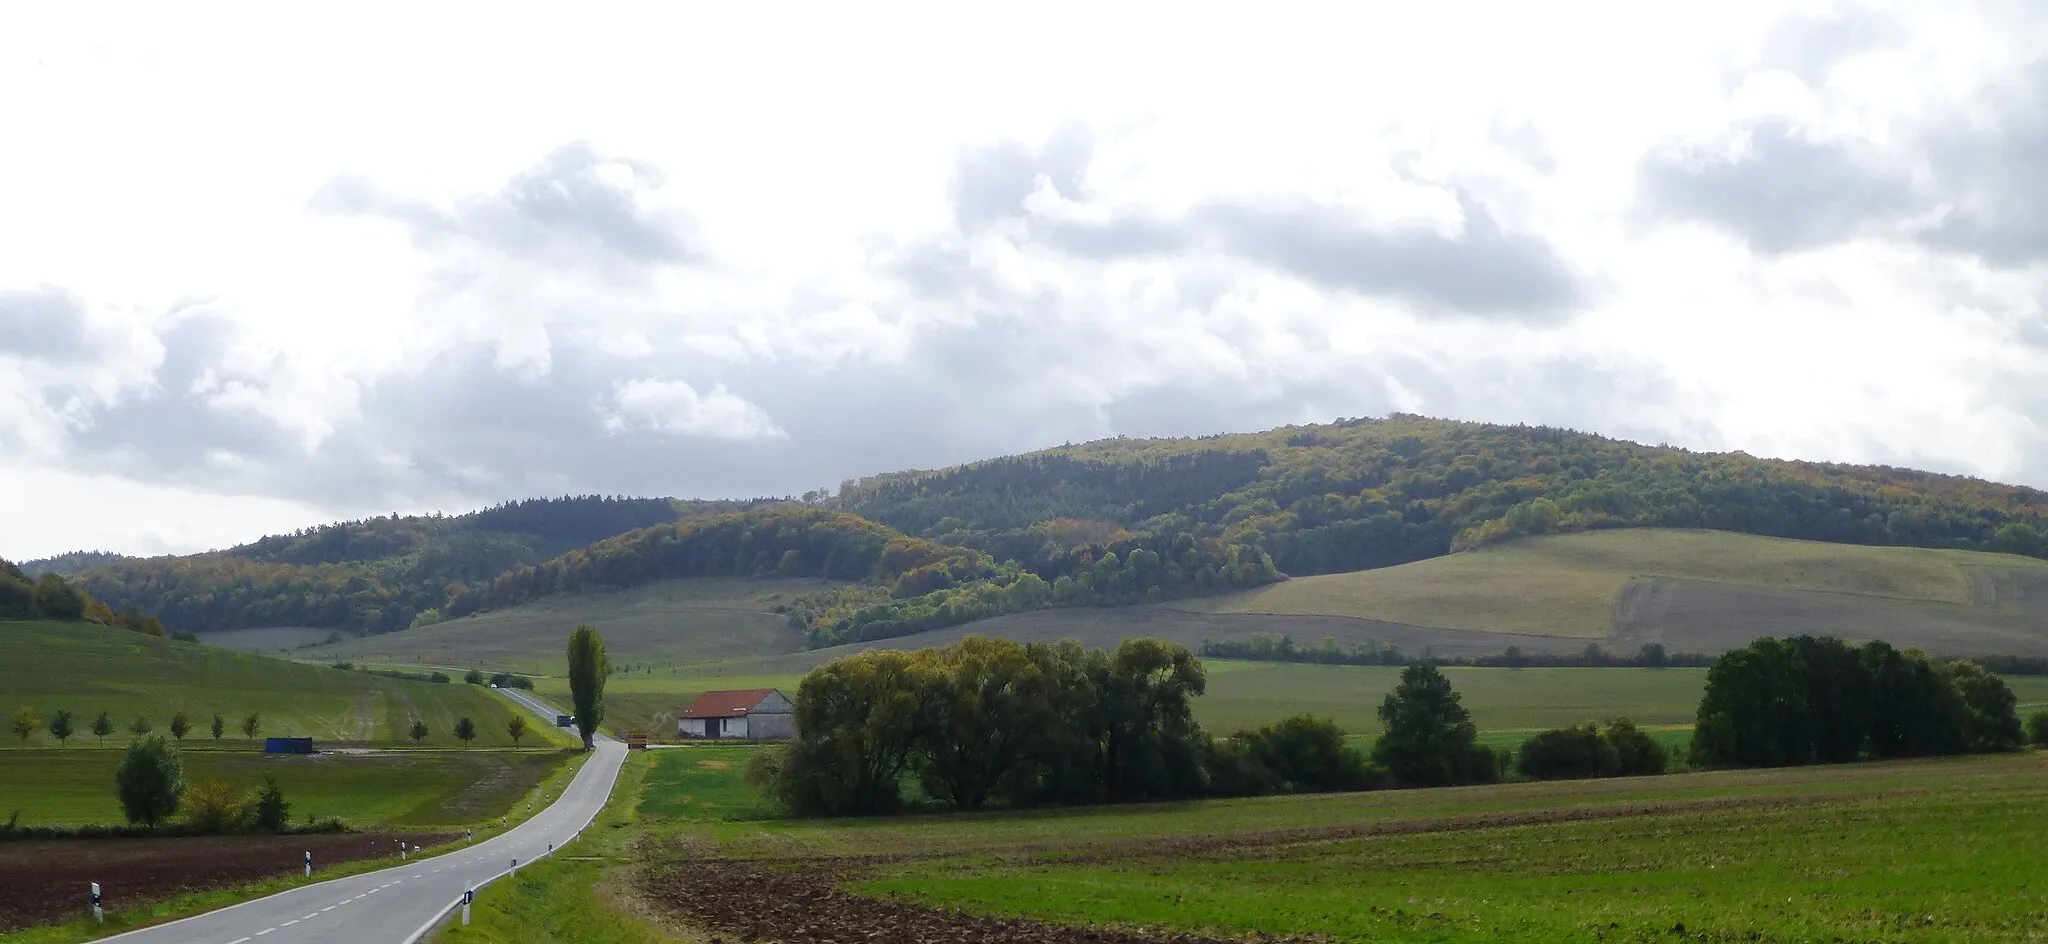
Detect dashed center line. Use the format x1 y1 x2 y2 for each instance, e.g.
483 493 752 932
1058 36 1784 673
254 930 274 938
228 937 251 944
280 920 298 927
321 905 336 912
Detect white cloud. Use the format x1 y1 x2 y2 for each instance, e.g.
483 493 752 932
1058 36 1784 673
599 379 787 442
2 1 2047 559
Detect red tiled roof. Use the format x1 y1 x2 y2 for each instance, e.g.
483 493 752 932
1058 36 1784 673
681 688 777 718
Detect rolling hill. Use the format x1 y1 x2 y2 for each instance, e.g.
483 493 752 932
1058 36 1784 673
35 413 2048 666
0 620 569 748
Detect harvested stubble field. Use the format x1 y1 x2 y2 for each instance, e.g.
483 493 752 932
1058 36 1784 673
0 831 455 932
630 747 2048 943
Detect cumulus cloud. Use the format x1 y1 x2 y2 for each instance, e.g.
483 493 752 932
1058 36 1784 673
10 2 2048 558
599 378 787 441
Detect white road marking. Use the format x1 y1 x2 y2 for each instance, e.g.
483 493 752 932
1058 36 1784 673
254 930 274 937
321 906 336 912
280 920 298 927
228 937 251 944
301 912 318 919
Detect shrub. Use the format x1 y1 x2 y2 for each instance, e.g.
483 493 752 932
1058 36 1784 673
1231 714 1375 793
115 733 185 827
183 779 252 833
463 669 485 685
1516 725 1619 780
429 672 451 684
1603 718 1669 776
2028 710 2048 747
253 776 290 832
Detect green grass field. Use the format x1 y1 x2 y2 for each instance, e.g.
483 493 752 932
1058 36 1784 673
628 746 2048 942
0 621 571 749
298 577 825 676
0 748 573 827
1191 528 2048 637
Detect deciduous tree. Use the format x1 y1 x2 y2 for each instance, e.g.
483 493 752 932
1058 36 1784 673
115 733 185 827
91 711 114 744
507 714 528 745
49 709 72 747
1370 663 1494 787
454 716 476 748
169 711 191 743
12 706 39 746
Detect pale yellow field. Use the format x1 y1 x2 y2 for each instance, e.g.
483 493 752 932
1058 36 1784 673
1185 529 2048 638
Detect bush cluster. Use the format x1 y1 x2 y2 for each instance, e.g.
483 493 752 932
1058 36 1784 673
1515 719 1668 780
1692 636 2025 768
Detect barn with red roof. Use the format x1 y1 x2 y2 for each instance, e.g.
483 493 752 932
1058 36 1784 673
677 688 793 740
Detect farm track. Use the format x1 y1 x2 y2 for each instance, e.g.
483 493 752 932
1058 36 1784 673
0 831 455 932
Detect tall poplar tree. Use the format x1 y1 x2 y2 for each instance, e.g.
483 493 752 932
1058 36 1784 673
566 624 608 750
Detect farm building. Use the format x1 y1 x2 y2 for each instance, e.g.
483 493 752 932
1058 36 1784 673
677 688 793 740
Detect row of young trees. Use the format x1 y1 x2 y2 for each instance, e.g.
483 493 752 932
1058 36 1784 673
1691 636 2027 767
747 638 1510 817
11 708 263 746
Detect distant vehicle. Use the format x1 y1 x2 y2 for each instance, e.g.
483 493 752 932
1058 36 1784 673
556 714 573 727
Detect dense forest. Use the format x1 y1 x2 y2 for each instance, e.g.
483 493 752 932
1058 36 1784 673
839 414 2048 577
1 557 165 635
50 415 2048 642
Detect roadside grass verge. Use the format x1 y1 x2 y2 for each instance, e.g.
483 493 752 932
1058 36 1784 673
433 750 700 943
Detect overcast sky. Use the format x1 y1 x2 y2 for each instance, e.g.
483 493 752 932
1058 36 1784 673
5 1 2048 560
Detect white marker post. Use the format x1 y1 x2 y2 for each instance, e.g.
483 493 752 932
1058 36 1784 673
462 888 473 925
304 851 311 877
399 840 407 860
90 882 103 923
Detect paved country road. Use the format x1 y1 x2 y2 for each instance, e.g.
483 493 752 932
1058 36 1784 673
99 690 627 944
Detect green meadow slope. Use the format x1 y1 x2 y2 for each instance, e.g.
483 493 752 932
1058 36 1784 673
0 621 571 748
297 576 822 676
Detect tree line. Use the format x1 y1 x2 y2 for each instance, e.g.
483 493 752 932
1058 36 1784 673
748 637 1510 817
1199 634 1720 669
792 536 1281 648
1690 635 2027 767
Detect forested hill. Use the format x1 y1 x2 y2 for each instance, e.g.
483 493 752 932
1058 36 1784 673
18 550 132 577
64 495 769 635
50 414 2048 644
837 413 2048 578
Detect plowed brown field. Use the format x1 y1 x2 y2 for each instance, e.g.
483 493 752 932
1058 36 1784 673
0 832 453 931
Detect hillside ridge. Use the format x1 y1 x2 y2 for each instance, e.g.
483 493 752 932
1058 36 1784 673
44 414 2048 647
